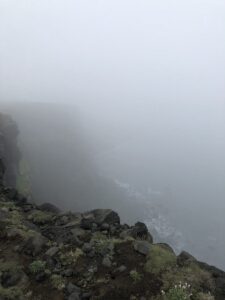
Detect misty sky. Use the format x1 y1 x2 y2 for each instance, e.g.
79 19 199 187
0 0 225 112
0 0 224 191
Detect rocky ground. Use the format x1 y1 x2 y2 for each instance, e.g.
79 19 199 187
1 182 225 300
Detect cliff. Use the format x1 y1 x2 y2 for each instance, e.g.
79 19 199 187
0 114 225 300
0 113 20 187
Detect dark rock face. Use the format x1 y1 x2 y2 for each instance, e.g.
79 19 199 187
84 209 120 226
22 233 48 256
120 221 153 244
0 113 20 187
131 222 153 242
133 240 151 256
38 202 61 214
0 159 5 185
177 250 196 266
1 269 25 288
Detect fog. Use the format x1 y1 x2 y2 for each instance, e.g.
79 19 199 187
1 1 225 269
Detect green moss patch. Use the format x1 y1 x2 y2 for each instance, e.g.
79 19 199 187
145 244 177 275
27 210 53 225
29 260 46 274
0 286 23 300
162 262 215 294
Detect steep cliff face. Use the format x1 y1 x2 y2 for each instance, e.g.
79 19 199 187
0 159 5 184
2 103 145 225
0 113 20 187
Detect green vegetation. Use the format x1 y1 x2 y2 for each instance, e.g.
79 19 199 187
29 260 46 274
159 283 215 300
0 201 17 210
0 260 22 273
145 244 176 275
50 274 65 290
161 263 214 292
5 209 23 227
91 232 124 255
196 292 214 300
129 270 143 283
28 210 53 225
60 248 83 266
161 282 192 300
0 286 23 300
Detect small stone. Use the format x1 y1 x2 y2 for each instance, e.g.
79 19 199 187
14 245 20 252
80 218 94 230
1 270 23 287
81 292 92 299
87 250 95 258
117 265 127 273
101 223 110 231
61 215 69 224
45 246 59 257
1 207 9 213
82 243 92 253
23 205 33 212
22 232 47 256
67 282 81 294
88 266 98 274
133 241 151 256
102 256 112 268
7 228 23 239
35 272 47 282
62 269 74 277
39 202 60 214
68 292 80 300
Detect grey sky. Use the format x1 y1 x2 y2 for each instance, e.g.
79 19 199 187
0 0 225 112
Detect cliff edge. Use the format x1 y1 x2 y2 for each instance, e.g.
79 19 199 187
0 114 225 300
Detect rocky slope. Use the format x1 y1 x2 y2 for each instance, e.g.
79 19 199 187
0 113 225 300
1 178 225 300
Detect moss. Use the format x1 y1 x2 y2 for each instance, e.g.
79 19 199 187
50 274 65 290
91 233 119 255
162 263 214 293
129 270 143 283
29 260 46 274
0 201 17 210
144 244 176 275
91 232 108 241
0 260 22 273
124 236 135 242
111 238 124 245
60 248 83 266
0 286 23 300
196 292 215 300
6 223 38 241
4 209 23 227
28 210 53 225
